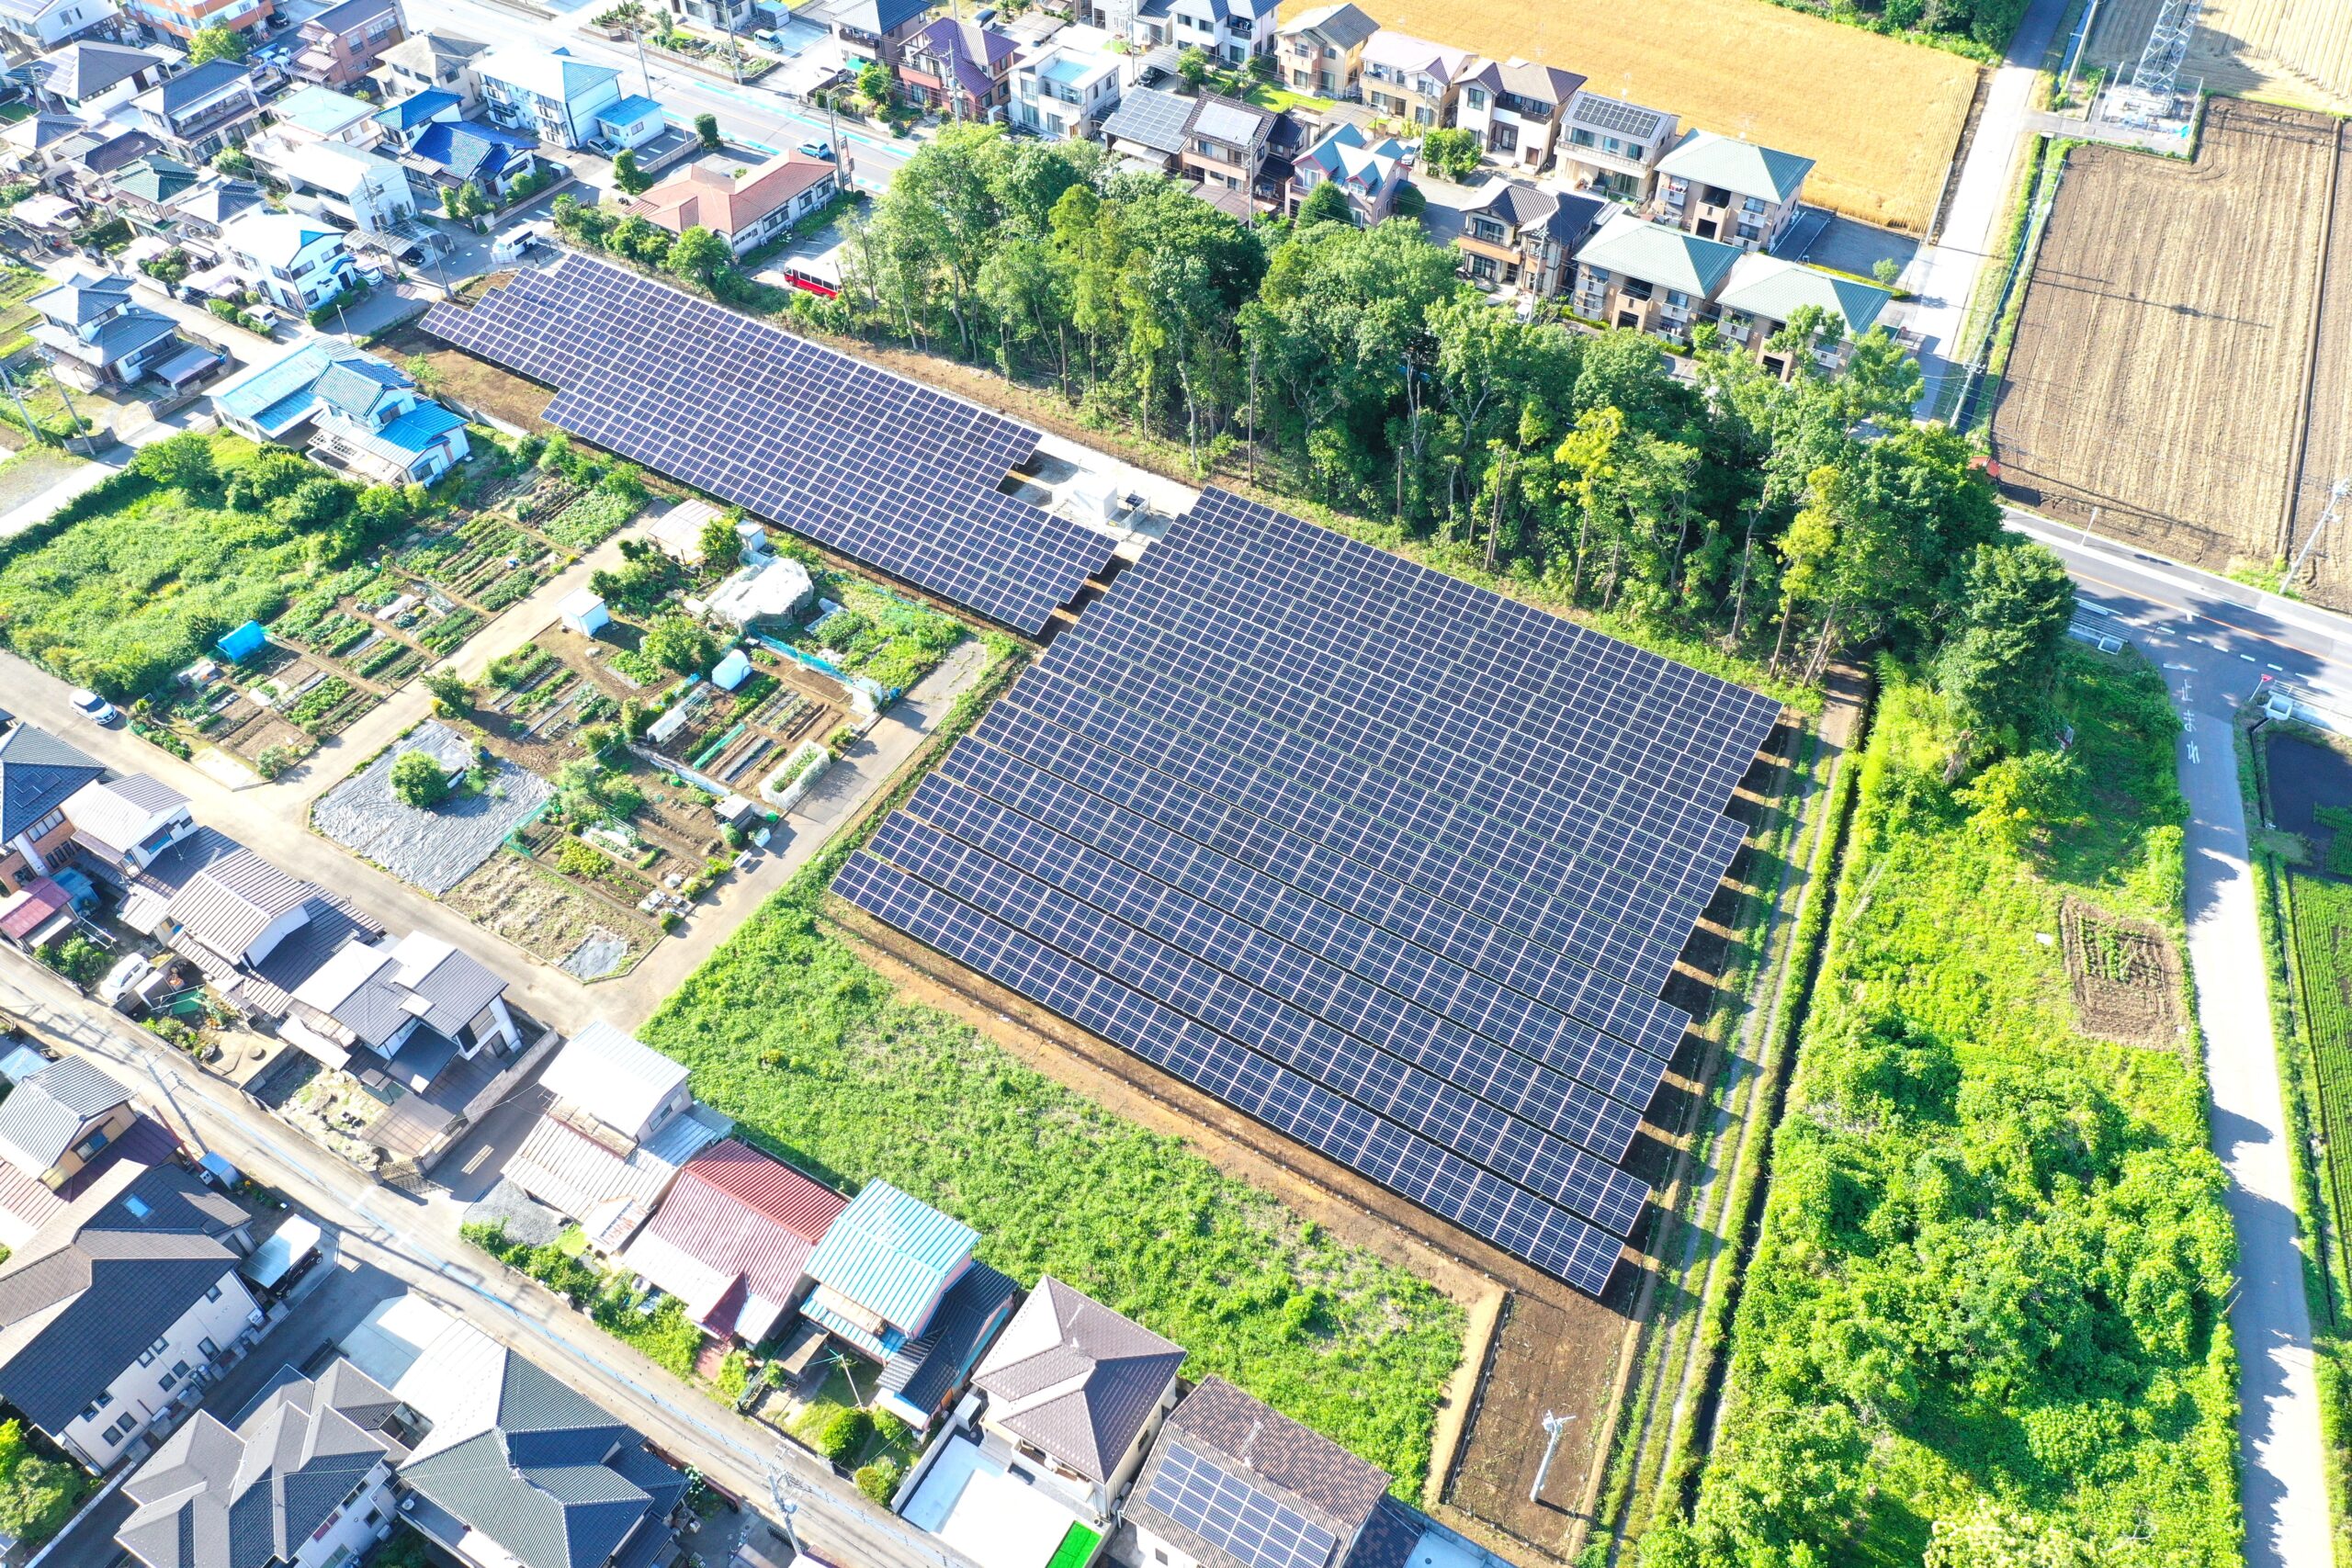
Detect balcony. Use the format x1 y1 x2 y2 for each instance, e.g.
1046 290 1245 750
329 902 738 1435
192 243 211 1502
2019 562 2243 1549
164 93 261 144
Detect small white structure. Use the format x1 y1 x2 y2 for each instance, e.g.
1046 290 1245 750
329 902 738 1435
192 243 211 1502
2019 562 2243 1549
710 647 753 691
1069 472 1133 527
560 589 610 637
707 557 814 630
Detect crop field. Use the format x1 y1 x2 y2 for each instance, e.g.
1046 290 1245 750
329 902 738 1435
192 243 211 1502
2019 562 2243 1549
2290 875 2352 1248
1990 101 2352 604
1357 0 1977 231
2090 0 2352 110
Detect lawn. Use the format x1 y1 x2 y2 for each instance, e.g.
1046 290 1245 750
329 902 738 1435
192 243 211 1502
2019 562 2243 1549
1664 652 2240 1564
639 673 1466 1494
1356 0 1977 231
1246 82 1336 114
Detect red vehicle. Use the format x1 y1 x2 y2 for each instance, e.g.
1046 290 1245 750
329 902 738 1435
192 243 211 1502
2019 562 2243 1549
778 266 838 299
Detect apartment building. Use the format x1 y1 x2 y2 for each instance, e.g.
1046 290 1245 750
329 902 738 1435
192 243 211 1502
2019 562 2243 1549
1358 28 1465 128
1713 253 1894 377
1274 1 1374 99
1571 210 1742 343
477 45 662 152
1556 89 1678 203
1654 128 1815 251
291 0 404 88
1453 57 1583 173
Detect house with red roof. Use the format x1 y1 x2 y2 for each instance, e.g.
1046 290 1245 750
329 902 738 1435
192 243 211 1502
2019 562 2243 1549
621 151 838 260
618 1139 847 1349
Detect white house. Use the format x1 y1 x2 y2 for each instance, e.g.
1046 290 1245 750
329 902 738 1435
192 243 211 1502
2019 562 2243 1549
1452 57 1584 175
265 137 418 235
1010 33 1120 141
1130 0 1275 67
218 209 361 311
0 0 117 54
475 44 662 152
60 774 195 884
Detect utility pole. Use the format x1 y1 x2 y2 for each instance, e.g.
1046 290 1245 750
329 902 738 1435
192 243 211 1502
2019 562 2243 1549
1529 1410 1575 1505
0 359 44 449
2283 477 2351 598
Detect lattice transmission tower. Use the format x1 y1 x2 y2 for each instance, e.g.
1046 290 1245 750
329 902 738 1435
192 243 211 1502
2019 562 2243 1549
2133 0 2203 96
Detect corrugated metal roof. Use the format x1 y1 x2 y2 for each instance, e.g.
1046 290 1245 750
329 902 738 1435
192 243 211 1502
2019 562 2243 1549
619 1141 844 1345
540 1021 688 1143
803 1180 976 1336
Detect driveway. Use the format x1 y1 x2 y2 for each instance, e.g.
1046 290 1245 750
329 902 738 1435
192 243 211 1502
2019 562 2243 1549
430 1072 556 1201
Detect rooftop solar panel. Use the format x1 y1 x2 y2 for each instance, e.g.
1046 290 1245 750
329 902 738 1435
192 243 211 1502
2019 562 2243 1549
1570 92 1667 141
836 490 1779 1297
418 256 1118 635
1144 1444 1338 1568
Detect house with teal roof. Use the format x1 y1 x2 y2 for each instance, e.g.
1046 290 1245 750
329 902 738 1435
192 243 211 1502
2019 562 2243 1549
211 339 472 485
1653 128 1815 253
1571 209 1743 344
1714 253 1893 378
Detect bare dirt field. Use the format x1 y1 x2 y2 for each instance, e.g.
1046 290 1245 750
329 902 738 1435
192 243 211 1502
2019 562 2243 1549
1357 0 1978 231
2061 897 2182 1047
1990 100 2352 597
2091 0 2352 110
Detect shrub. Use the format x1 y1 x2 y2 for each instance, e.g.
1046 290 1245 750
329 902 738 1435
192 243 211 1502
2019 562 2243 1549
40 934 107 988
254 744 296 779
644 615 718 675
390 749 451 808
715 1349 750 1401
854 1457 903 1505
422 669 471 713
815 1405 871 1463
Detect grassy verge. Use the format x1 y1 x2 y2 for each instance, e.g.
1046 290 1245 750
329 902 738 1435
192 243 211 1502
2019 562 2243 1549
1652 651 2240 1565
2240 718 2352 1567
1978 137 2077 408
633 641 1465 1495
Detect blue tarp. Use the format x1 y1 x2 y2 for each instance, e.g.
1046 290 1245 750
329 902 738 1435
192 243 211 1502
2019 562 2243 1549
217 619 266 660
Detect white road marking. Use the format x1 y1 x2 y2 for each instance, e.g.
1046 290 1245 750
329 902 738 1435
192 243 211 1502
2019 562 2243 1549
2189 739 2201 762
2166 662 2196 671
2243 653 2259 662
2269 663 2286 671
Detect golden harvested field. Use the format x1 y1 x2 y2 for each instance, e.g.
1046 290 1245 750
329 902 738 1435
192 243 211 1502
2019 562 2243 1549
1359 0 1979 231
2090 0 2352 110
1991 101 2352 600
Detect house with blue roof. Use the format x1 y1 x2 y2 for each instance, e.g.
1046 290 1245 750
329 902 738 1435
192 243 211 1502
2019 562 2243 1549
394 114 543 200
374 86 461 138
212 339 473 485
476 45 662 153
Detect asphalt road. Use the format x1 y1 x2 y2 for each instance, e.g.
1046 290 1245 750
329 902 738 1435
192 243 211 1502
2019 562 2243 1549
2013 512 2335 1568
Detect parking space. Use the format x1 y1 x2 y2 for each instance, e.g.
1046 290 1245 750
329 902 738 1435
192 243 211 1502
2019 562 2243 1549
427 1066 555 1201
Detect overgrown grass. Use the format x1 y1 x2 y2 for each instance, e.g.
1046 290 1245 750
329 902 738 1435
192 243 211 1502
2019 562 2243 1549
1662 652 2240 1566
638 653 1466 1494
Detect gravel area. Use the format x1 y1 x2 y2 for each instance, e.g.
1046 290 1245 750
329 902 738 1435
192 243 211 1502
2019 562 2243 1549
312 721 554 893
462 1177 567 1247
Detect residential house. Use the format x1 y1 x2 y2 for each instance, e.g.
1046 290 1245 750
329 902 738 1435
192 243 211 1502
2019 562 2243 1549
292 0 404 88
130 61 266 161
477 45 661 152
45 126 164 196
30 39 164 114
218 209 360 310
1713 253 1894 377
213 339 470 482
1274 2 1375 99
371 29 486 107
1125 1377 1408 1568
1571 210 1742 342
0 0 118 55
156 174 259 238
617 1139 847 1349
283 929 517 1071
501 1020 729 1251
0 1059 186 1252
263 137 417 235
1 112 95 180
668 0 754 37
1556 89 1677 204
397 117 539 200
268 83 386 148
116 1359 416 1568
387 1311 684 1568
1096 84 1191 175
967 1277 1185 1526
1453 57 1583 174
0 721 103 897
60 773 195 885
898 16 1016 123
621 150 835 258
1288 120 1403 224
1358 28 1465 129
1130 0 1276 68
370 85 459 143
1180 91 1272 203
1440 175 1606 296
0 1156 259 1471
119 0 271 44
28 270 195 389
1010 38 1120 141
106 152 200 226
801 1179 1017 1428
1653 128 1814 251
827 0 937 68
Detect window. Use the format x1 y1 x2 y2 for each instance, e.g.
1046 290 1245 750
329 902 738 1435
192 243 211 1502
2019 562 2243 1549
1621 277 1652 301
159 1371 178 1393
198 1337 218 1358
1742 195 1766 214
1488 123 1517 153
1667 289 1690 309
73 1126 109 1161
204 1283 222 1303
1464 86 1486 108
1467 217 1504 243
172 1360 190 1378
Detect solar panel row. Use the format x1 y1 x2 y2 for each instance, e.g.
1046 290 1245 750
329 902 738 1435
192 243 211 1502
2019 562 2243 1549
418 257 1119 635
838 489 1781 1294
1145 1444 1336 1568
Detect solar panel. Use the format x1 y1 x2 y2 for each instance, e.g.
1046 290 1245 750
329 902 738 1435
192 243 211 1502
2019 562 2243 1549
418 256 1118 635
1144 1444 1338 1568
1571 92 1666 141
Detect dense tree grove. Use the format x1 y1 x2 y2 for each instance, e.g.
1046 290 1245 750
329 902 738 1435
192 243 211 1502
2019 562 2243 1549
799 126 2052 700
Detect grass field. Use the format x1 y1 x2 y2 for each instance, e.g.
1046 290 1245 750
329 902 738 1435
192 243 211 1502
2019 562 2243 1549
1357 0 1978 230
2290 874 2352 1264
1668 653 2239 1566
2091 0 2352 109
1990 101 2352 604
639 797 1467 1495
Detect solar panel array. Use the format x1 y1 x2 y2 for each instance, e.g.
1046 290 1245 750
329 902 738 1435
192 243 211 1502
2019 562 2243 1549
1144 1444 1337 1568
418 256 1118 635
837 489 1780 1296
1571 94 1668 141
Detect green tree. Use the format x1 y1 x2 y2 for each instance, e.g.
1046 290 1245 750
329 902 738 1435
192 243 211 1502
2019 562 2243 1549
1419 126 1482 183
643 614 718 675
612 149 650 195
1936 539 2077 751
667 224 731 288
1176 47 1211 88
1293 180 1352 228
857 60 893 108
390 750 452 809
694 111 721 151
133 432 217 493
698 510 744 570
422 670 471 713
187 22 248 63
1872 256 1903 288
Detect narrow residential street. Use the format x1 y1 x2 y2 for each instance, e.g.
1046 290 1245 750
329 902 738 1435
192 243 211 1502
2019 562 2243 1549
2012 514 2337 1568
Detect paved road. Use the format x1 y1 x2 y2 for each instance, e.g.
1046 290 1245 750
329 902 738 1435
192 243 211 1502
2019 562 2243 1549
2011 513 2336 1568
0 955 978 1568
1904 0 2070 416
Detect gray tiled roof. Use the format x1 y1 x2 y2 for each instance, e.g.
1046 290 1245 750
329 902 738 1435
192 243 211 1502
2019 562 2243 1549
117 1359 407 1568
0 721 103 843
36 39 157 102
876 1260 1016 1421
147 60 251 117
971 1276 1184 1483
157 839 320 960
0 1057 130 1173
0 1162 251 1433
1126 1377 1390 1568
1099 85 1192 156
